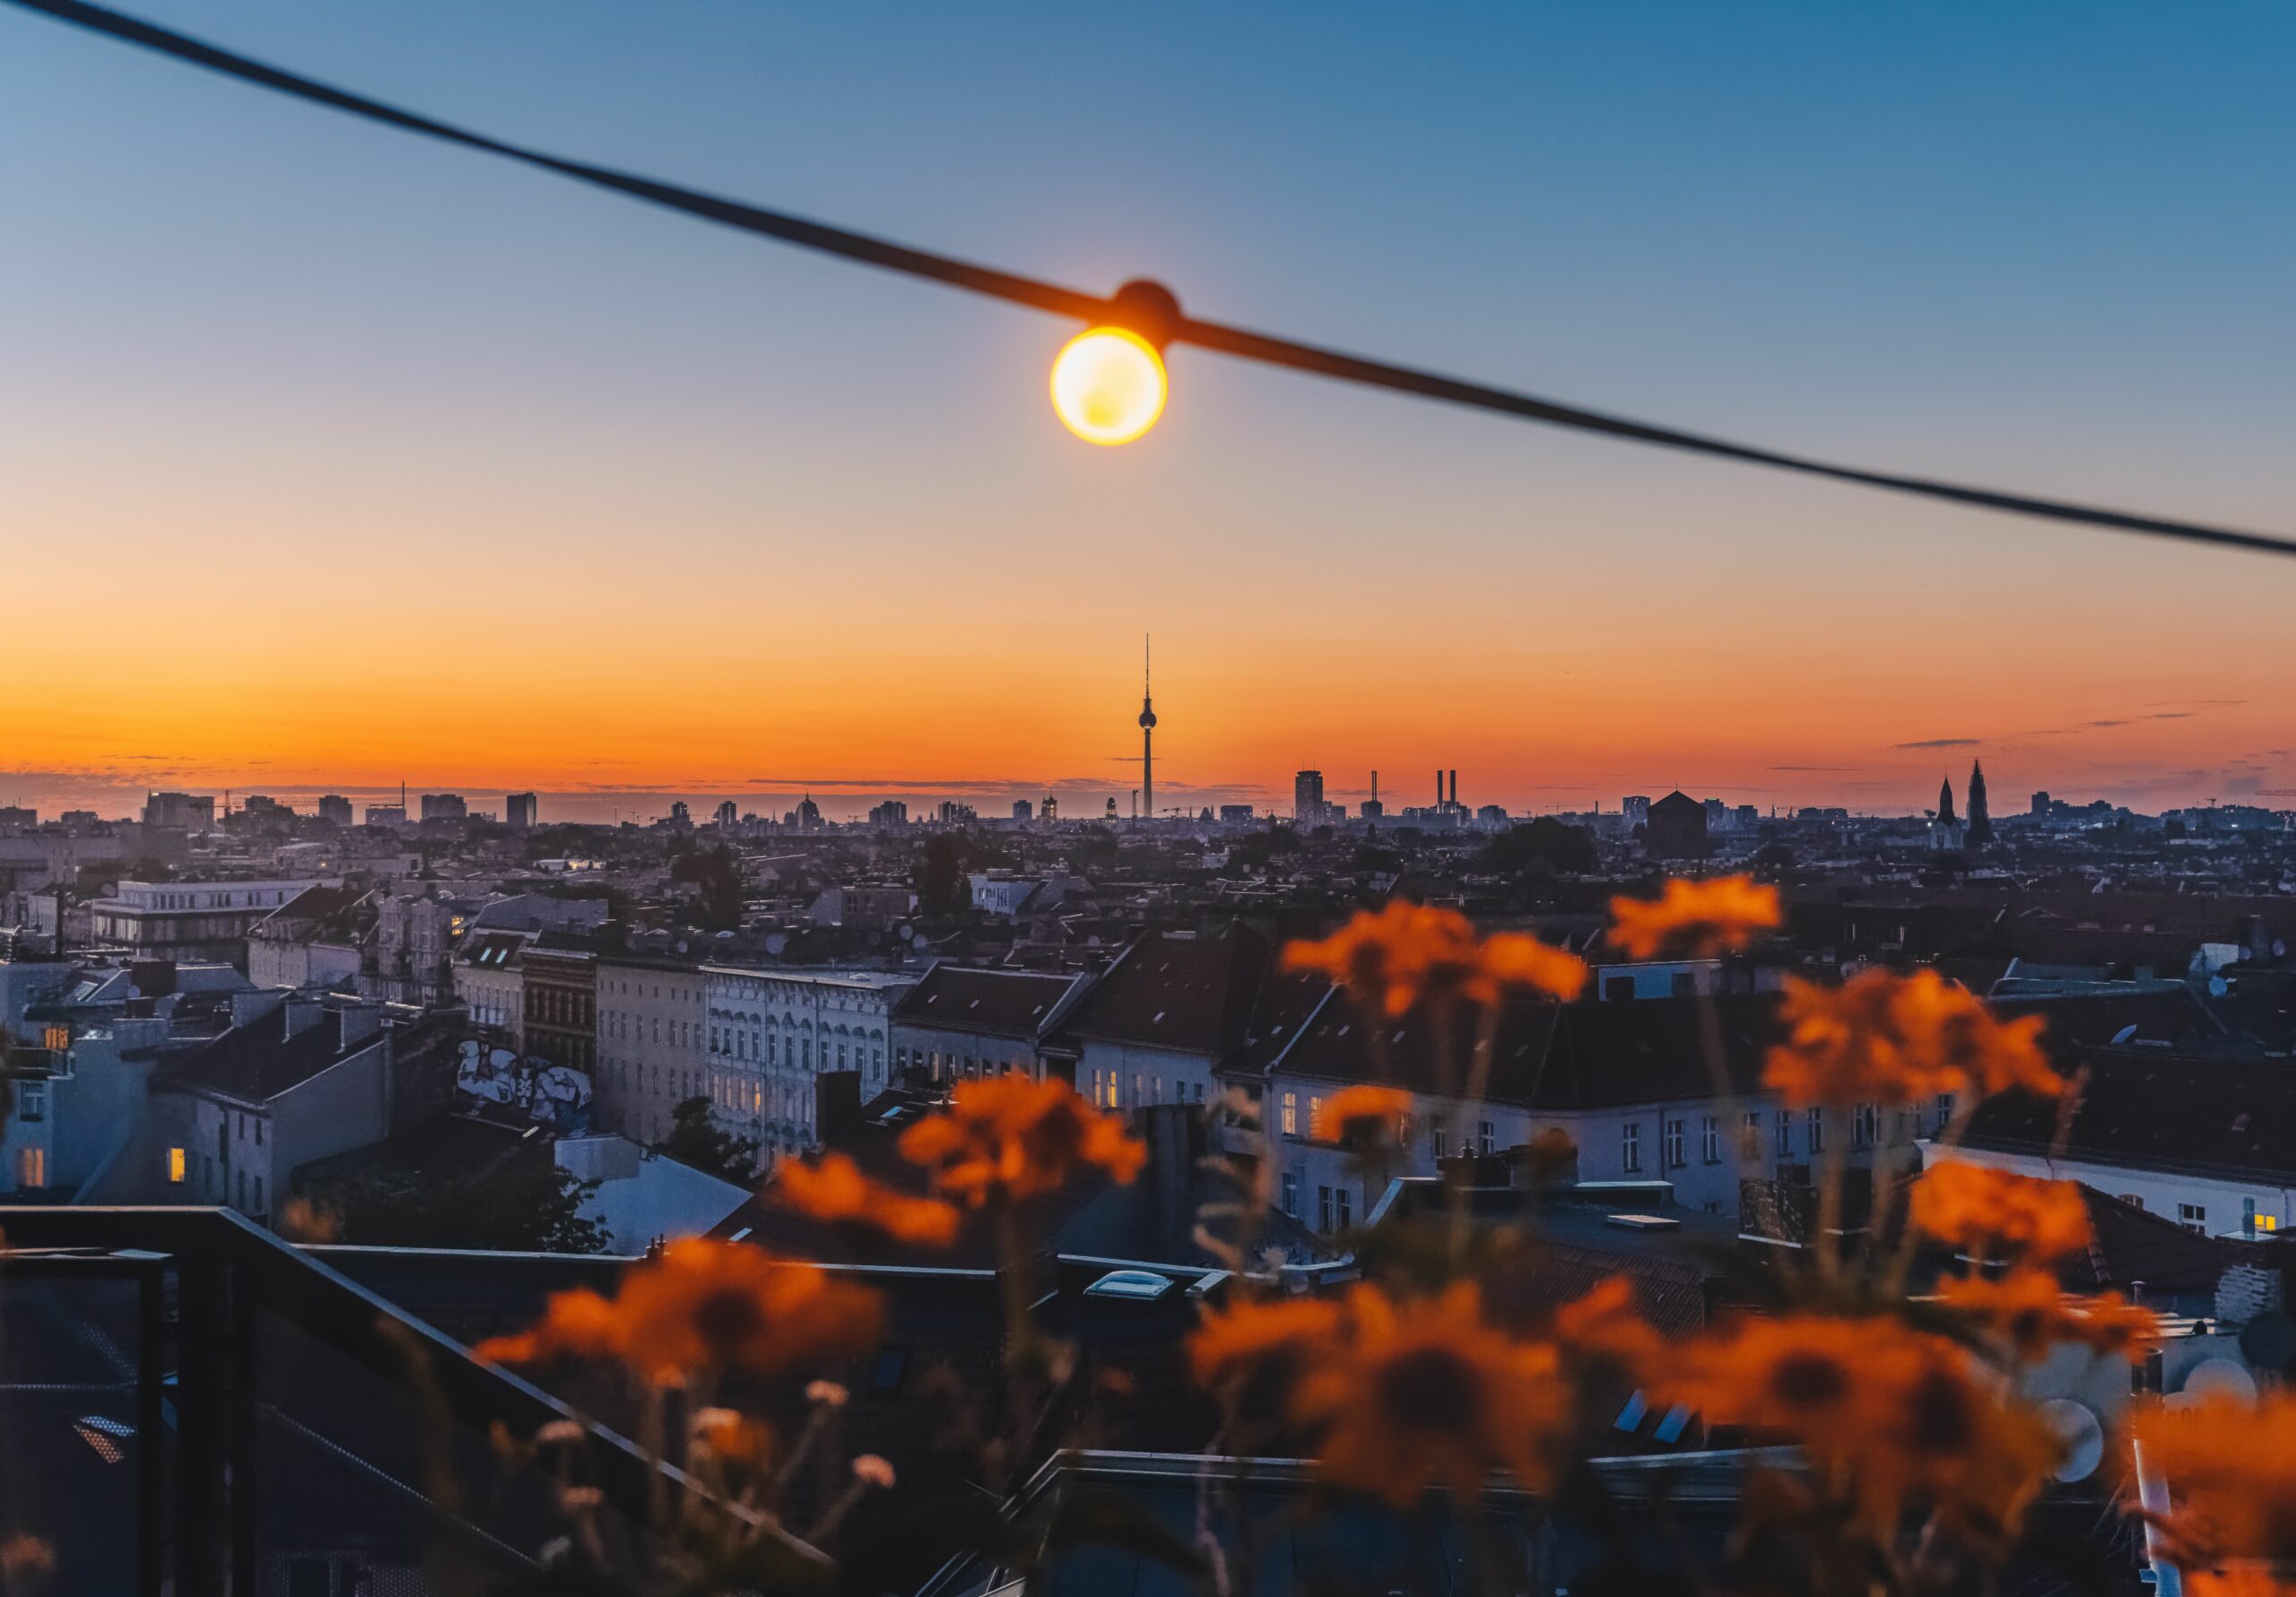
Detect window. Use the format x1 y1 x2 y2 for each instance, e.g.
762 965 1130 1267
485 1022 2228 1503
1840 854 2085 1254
253 1176 264 1213
1431 1125 1448 1161
1806 1107 1824 1155
168 1147 187 1184
1622 1121 1642 1173
1318 1185 1334 1232
254 1118 263 1147
1776 1109 1792 1158
2179 1202 2206 1234
1701 1115 1721 1165
19 1148 45 1189
18 1081 45 1123
1934 1093 1956 1135
1335 1188 1352 1230
2118 1193 2144 1211
1670 972 1699 998
1281 1091 1299 1137
1478 1120 1496 1157
1742 1109 1763 1159
1664 1118 1686 1168
1853 1103 1878 1150
1281 1171 1300 1217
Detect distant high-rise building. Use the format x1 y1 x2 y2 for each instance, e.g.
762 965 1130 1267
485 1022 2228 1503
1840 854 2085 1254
937 800 976 824
241 794 284 815
508 792 539 829
0 806 35 832
1138 636 1156 823
1966 761 1993 846
1012 799 1033 823
1294 770 1326 825
1219 804 1255 823
364 803 407 828
1361 771 1384 820
667 801 691 828
712 800 737 829
1936 777 1957 828
316 794 353 825
793 794 823 830
419 793 467 822
143 791 215 830
1646 791 1709 859
2031 790 2050 817
869 799 909 828
1040 794 1058 823
1622 795 1651 827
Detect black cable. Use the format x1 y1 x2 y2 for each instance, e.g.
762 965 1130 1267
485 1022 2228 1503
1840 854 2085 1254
12 0 2293 560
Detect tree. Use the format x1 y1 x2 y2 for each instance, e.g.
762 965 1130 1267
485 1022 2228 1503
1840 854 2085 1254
1480 819 1597 877
671 843 745 932
312 1154 609 1253
659 1096 761 1185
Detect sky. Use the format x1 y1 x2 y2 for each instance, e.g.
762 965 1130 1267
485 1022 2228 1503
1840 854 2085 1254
3 1 2292 824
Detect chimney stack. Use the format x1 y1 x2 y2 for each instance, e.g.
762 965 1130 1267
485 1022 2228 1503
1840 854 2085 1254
1448 769 1458 807
1435 769 1443 807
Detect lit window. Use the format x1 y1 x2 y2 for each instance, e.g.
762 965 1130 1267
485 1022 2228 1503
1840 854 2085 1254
1281 1091 1298 1137
168 1147 187 1184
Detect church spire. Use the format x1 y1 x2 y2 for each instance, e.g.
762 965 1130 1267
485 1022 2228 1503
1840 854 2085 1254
1966 759 1993 847
1937 775 1958 829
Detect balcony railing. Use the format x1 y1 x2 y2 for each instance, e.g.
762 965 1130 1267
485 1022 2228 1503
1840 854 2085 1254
0 1207 795 1596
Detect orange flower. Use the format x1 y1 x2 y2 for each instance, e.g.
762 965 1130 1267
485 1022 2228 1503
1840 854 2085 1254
2131 1392 2296 1565
774 1152 962 1247
473 1239 883 1384
1188 1295 1346 1387
898 1076 1145 1206
1607 875 1781 959
1657 1314 2060 1541
1309 1084 1413 1145
691 1405 774 1467
1935 1271 2159 1363
1550 1275 1665 1379
2187 1573 2296 1597
1469 932 1589 1004
1763 969 2060 1109
1909 1161 2093 1263
1284 904 1586 1016
1288 1282 1569 1508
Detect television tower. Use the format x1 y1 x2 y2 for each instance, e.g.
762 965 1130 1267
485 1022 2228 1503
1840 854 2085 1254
1137 635 1156 821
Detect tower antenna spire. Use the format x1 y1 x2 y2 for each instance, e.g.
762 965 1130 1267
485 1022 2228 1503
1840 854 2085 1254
1137 634 1157 823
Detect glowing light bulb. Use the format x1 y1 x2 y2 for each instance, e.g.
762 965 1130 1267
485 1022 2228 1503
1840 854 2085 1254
1050 326 1167 446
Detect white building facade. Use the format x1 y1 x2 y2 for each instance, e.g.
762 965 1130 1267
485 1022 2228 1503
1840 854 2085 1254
700 967 913 1164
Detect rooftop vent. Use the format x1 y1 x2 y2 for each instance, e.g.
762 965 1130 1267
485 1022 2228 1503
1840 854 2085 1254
1083 1268 1175 1302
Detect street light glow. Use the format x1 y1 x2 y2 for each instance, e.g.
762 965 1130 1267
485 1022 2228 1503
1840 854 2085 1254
1050 326 1167 445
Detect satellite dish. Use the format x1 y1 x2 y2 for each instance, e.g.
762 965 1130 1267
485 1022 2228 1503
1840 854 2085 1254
765 933 787 956
2040 1399 2104 1482
2182 1358 2258 1404
897 924 914 942
2210 976 2231 997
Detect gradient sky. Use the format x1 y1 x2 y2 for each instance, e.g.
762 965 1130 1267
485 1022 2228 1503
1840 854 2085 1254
4 1 2292 823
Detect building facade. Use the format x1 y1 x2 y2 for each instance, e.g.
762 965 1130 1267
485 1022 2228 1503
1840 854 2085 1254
700 967 914 1164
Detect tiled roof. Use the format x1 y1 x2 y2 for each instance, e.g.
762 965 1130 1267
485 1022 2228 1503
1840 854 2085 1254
1964 1046 2296 1185
160 1007 379 1102
891 965 1081 1039
1052 925 1272 1057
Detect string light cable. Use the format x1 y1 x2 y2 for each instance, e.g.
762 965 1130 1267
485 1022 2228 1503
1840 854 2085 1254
10 0 2292 560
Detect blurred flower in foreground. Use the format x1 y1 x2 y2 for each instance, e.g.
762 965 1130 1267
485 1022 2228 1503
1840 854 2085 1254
691 1405 774 1467
1607 875 1781 959
276 1196 343 1244
474 1238 883 1383
1658 1314 2059 1542
775 1151 963 1247
1291 1282 1567 1507
1192 1283 1570 1507
0 1535 56 1581
2130 1392 2296 1566
1550 1274 1666 1378
1309 1083 1413 1145
1765 969 2059 1108
1284 902 1586 1017
1910 1161 2092 1263
898 1076 1145 1206
1935 1271 2158 1363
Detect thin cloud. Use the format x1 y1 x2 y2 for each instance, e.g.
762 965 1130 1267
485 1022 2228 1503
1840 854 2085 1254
1892 738 1979 750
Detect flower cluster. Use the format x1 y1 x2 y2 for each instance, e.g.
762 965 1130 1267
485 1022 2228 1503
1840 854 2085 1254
1194 1281 1569 1507
473 1238 883 1384
1283 902 1587 1017
1765 968 2060 1108
1308 1083 1413 1146
897 1075 1146 1206
774 1151 963 1247
1607 874 1781 959
2130 1391 2296 1567
1934 1271 2158 1363
1909 1160 2093 1263
1657 1314 2060 1542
